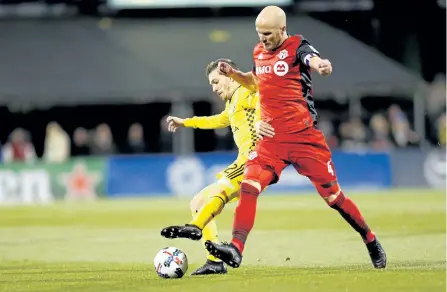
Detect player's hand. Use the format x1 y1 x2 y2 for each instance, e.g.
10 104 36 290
255 120 275 139
166 116 185 133
217 61 235 77
317 59 332 76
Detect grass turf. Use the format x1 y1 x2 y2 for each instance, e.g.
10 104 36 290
0 189 445 292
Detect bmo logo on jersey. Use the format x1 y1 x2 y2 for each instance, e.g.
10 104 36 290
255 65 272 75
256 61 289 76
273 61 289 76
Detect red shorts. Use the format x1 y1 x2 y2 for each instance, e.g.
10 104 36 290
245 126 338 190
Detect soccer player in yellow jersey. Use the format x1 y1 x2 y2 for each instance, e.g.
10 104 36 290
160 58 259 275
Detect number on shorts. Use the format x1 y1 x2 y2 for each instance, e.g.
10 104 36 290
327 160 334 176
223 163 238 174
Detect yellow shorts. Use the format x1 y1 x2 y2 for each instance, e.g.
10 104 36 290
216 155 247 203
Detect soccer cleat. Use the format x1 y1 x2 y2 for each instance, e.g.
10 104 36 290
204 241 242 268
160 224 202 241
190 260 227 276
366 238 387 269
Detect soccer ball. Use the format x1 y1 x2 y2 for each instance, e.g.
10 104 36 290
154 247 188 279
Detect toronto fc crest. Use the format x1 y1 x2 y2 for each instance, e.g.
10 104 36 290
278 49 288 60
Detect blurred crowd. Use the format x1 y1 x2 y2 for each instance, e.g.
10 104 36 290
1 74 445 164
0 122 147 164
319 104 444 151
1 102 445 164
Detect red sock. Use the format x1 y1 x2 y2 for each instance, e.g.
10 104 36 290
231 182 260 253
330 191 376 243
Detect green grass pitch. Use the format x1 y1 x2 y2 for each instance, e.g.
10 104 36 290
0 189 445 292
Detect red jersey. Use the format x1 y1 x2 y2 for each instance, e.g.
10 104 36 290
252 35 320 135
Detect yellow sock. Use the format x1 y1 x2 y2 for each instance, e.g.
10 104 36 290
191 197 225 262
190 197 225 229
190 184 229 263
191 209 221 262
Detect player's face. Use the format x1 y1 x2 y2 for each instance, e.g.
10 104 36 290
256 26 285 51
208 70 232 101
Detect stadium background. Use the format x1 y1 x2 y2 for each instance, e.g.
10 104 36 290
0 0 445 200
0 1 445 291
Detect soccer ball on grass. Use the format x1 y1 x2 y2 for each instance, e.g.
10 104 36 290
154 247 188 279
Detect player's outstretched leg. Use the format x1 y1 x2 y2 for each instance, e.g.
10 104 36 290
189 184 231 275
316 183 386 269
190 183 234 275
206 178 268 268
160 183 232 275
160 183 229 241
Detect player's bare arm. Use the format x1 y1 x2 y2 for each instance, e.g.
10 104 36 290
218 61 258 92
308 56 332 76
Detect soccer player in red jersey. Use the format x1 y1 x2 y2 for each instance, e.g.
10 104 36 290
204 5 387 269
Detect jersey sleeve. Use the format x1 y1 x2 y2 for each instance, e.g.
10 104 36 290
296 35 320 66
183 109 230 129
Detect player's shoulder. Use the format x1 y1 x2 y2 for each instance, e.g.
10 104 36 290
234 87 256 106
235 86 253 100
287 34 306 46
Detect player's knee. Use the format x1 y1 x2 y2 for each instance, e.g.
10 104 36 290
324 191 341 204
190 194 204 213
190 182 233 213
315 181 342 205
244 165 275 192
213 178 240 203
241 179 261 193
190 184 213 212
217 178 238 195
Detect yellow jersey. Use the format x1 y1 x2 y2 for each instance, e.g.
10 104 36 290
184 86 260 158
